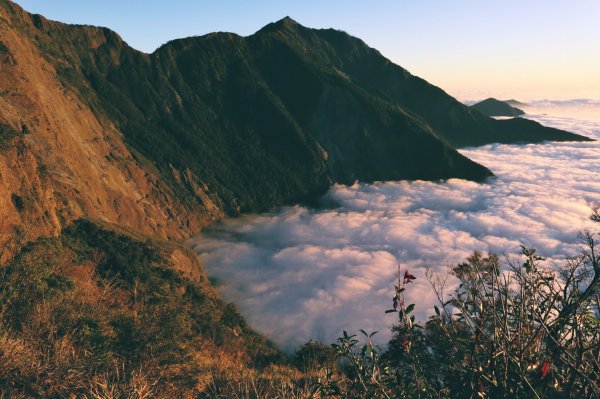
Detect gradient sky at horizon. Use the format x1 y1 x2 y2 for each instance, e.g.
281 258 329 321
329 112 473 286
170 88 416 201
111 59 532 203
13 0 600 101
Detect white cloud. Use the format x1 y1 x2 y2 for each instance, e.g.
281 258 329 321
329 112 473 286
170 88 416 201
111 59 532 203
189 105 600 351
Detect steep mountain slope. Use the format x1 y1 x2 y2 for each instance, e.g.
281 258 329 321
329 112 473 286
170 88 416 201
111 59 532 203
470 98 525 117
0 0 220 247
257 20 585 148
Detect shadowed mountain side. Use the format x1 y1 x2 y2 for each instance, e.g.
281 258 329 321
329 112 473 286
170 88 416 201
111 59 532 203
253 20 588 147
488 118 586 144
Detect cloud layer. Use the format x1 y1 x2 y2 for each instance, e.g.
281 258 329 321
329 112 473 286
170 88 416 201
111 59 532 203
189 105 600 351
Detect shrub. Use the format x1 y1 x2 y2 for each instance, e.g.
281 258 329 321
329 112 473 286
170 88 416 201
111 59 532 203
295 340 337 371
0 122 19 150
317 231 600 398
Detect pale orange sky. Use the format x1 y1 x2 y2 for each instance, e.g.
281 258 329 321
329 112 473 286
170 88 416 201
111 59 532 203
412 60 600 102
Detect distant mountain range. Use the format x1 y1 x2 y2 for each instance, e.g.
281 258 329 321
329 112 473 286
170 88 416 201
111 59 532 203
0 1 591 244
504 99 529 108
471 98 525 117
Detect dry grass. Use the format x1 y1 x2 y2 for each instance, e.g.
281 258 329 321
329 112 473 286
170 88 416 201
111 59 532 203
0 221 291 398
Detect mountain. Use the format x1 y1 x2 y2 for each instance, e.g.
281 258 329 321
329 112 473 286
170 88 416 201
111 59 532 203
471 98 525 117
504 99 528 107
0 3 590 246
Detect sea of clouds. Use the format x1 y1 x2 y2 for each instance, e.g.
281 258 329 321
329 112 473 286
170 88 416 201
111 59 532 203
189 101 600 351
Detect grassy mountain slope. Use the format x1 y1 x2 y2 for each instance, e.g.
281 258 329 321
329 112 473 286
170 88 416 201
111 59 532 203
0 219 284 397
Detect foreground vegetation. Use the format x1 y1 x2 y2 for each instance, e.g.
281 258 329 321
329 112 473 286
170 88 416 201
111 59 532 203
314 238 600 398
1 218 600 398
0 220 285 398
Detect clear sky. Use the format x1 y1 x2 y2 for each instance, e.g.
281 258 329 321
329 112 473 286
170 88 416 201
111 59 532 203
12 0 600 101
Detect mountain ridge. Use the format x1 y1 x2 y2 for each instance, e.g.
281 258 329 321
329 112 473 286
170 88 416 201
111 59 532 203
0 1 590 247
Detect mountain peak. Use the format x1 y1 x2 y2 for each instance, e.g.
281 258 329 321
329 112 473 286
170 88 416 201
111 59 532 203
257 16 302 34
277 16 299 27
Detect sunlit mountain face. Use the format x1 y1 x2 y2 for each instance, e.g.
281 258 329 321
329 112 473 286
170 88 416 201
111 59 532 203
190 101 600 350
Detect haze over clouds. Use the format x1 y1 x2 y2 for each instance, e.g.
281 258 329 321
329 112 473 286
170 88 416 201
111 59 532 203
190 104 600 351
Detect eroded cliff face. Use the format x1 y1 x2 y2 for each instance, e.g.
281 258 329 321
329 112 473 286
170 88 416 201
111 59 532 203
0 1 222 251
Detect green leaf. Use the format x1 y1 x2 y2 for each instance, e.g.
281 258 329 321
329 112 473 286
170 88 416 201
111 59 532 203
434 305 441 316
406 304 415 314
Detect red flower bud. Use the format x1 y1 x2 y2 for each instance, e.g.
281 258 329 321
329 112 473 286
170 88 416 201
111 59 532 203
541 362 551 379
